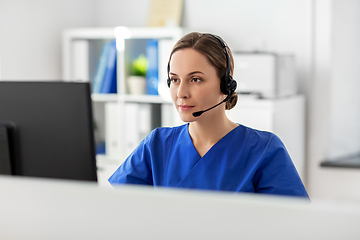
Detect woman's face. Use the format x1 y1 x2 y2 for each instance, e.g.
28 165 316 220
169 48 225 122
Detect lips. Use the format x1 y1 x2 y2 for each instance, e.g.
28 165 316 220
178 105 195 111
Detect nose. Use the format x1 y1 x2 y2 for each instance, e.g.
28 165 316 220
177 81 190 99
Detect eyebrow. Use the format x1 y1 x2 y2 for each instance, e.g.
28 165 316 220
169 71 205 76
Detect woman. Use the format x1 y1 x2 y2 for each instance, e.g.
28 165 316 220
109 32 309 198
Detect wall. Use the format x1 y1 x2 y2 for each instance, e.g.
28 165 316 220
330 0 360 158
93 0 150 27
308 0 360 201
0 0 96 80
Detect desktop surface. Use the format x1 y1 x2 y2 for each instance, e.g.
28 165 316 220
0 176 359 240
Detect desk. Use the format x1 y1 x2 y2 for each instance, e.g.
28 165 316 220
321 154 360 169
0 176 359 239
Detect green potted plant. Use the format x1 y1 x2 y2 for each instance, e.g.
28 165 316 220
127 54 148 95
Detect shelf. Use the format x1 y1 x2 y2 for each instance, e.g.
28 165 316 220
321 154 360 169
122 94 172 104
92 94 118 102
91 93 172 104
96 154 124 164
63 28 116 40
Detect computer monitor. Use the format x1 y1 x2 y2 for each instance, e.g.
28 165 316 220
0 81 97 182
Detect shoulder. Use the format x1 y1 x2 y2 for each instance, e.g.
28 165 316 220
235 124 280 145
234 124 288 160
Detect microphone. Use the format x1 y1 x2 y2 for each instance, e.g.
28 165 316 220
192 93 232 117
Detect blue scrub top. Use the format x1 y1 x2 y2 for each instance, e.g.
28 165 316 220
109 124 309 198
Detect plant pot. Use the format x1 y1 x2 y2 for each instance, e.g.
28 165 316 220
127 76 146 95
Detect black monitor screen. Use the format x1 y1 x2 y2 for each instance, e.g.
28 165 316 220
0 81 97 182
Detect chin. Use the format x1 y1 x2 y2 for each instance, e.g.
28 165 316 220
178 112 196 123
179 116 196 123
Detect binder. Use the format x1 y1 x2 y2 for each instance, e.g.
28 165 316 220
71 40 89 82
125 103 140 156
100 39 117 94
139 103 152 140
146 39 159 95
105 102 120 157
92 41 111 93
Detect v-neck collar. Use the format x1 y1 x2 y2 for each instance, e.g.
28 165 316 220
185 123 240 158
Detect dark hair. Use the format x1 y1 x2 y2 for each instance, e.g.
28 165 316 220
168 32 238 110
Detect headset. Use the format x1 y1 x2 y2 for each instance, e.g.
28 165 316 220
167 33 237 117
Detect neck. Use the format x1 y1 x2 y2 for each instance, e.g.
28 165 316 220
188 110 238 146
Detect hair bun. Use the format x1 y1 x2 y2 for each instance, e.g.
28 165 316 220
225 92 238 110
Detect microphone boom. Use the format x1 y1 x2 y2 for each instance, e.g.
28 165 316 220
192 94 231 117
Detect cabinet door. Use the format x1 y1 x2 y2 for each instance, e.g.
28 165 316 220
227 100 274 132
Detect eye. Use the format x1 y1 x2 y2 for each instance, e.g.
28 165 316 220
191 77 202 83
170 77 180 84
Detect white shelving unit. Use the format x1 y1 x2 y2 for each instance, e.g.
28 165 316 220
62 27 183 185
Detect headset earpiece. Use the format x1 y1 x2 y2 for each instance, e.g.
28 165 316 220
228 76 237 93
220 77 237 95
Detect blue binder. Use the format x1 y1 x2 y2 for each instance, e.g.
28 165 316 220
92 41 111 93
146 39 159 95
100 39 117 94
